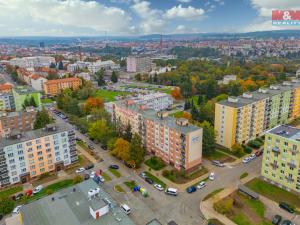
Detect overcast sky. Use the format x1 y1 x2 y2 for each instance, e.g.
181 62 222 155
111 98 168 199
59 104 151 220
0 0 299 36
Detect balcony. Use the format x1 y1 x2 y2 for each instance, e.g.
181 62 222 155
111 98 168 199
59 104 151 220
285 176 295 182
272 146 280 154
288 162 297 169
270 163 279 170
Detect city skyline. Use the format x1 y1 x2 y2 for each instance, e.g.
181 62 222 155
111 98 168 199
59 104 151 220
0 0 299 36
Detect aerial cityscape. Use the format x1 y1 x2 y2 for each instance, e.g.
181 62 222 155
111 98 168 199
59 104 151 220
0 1 300 225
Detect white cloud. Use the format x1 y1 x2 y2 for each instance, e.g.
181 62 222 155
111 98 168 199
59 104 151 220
177 0 192 3
164 4 205 20
0 0 132 36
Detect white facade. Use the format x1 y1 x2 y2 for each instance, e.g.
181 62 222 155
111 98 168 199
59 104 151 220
76 72 91 81
31 77 48 91
126 56 152 73
88 60 120 74
10 57 55 68
131 93 173 111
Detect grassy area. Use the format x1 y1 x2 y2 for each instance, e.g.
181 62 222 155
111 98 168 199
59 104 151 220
246 178 300 208
208 219 225 225
95 89 129 102
217 146 246 158
114 185 126 193
214 192 272 225
65 155 91 174
169 111 184 118
108 168 122 178
144 171 167 188
101 172 112 181
144 156 166 171
206 149 236 163
77 140 89 151
124 180 138 191
32 173 58 186
240 172 249 180
41 98 54 104
0 185 23 198
163 166 208 184
203 188 224 201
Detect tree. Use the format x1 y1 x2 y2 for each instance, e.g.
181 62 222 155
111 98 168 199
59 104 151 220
58 61 64 70
0 197 15 215
111 138 130 162
231 144 244 157
85 97 104 113
34 108 53 129
171 87 182 100
49 62 56 69
111 71 118 83
196 121 216 156
123 124 132 141
182 112 192 120
95 69 105 86
88 119 112 146
129 134 145 168
135 73 141 81
22 96 37 109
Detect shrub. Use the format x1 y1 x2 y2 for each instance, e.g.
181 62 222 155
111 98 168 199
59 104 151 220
243 145 252 154
0 197 15 215
162 170 170 177
231 144 244 157
46 189 54 195
213 198 234 215
247 140 262 149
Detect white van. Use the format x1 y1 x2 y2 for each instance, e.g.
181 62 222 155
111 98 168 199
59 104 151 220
165 188 178 196
121 204 131 215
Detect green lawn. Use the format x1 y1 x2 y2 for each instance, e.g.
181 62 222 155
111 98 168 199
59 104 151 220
0 186 23 198
114 185 126 193
163 166 208 184
240 172 249 180
169 111 184 118
144 171 167 188
41 98 54 104
95 90 129 102
101 172 112 181
208 219 225 225
144 156 166 170
206 149 236 163
124 180 138 191
108 168 122 178
203 188 224 201
77 141 89 151
246 178 300 208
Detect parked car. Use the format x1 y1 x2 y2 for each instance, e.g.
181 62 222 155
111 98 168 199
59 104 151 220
83 174 90 180
255 150 263 157
242 157 251 163
88 144 95 150
12 205 22 214
109 165 119 169
75 137 82 142
139 172 147 179
145 178 154 184
33 185 43 194
153 184 164 191
165 188 178 196
209 172 215 181
249 153 256 160
186 186 197 193
76 167 86 173
15 193 24 201
85 164 94 170
280 220 294 225
197 181 206 189
279 202 294 213
99 175 105 183
90 171 96 179
120 204 131 215
212 160 225 167
272 215 282 225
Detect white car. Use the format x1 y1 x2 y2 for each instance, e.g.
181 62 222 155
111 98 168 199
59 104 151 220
90 171 96 179
12 205 22 214
33 185 43 194
209 172 215 181
153 183 164 191
249 153 256 160
242 157 251 163
76 167 86 173
197 181 206 189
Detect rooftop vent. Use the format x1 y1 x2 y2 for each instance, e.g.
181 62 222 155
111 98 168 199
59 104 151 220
228 96 238 103
176 118 189 127
45 124 56 131
242 92 252 99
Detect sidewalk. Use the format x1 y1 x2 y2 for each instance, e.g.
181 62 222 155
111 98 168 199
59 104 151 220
199 174 257 225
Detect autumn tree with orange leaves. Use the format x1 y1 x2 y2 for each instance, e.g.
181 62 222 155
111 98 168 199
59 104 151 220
85 96 104 113
171 87 182 100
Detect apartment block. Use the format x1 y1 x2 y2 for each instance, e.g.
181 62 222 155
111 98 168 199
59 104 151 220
0 92 15 111
0 107 36 137
112 102 203 171
262 125 300 193
12 86 42 111
126 56 152 73
10 56 55 68
0 124 78 186
215 79 300 149
44 77 82 96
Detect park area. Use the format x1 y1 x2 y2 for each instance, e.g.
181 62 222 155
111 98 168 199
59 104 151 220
214 191 272 225
95 89 129 102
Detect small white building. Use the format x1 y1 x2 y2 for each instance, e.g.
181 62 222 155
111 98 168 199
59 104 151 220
30 75 48 91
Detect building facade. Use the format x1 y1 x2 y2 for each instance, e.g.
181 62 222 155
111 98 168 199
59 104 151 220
30 75 48 91
44 77 82 96
126 56 152 73
12 86 42 111
215 79 300 149
261 125 300 193
10 56 55 68
0 92 15 111
0 124 78 186
0 108 36 138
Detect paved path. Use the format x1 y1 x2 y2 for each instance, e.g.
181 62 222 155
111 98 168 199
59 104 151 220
76 145 98 164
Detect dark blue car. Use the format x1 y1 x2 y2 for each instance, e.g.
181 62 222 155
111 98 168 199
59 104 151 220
186 186 197 193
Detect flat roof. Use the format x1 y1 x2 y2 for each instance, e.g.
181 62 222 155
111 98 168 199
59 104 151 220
267 125 300 141
0 123 73 148
13 86 40 95
21 179 135 225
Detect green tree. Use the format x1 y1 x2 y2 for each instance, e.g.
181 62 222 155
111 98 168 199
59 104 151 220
129 134 145 168
123 124 132 141
88 119 112 146
111 138 130 162
231 144 244 157
34 108 53 129
111 71 118 83
95 68 105 86
0 197 15 215
196 121 216 156
58 61 64 70
22 96 37 109
49 62 56 69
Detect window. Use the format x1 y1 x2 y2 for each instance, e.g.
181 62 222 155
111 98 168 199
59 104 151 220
28 154 34 158
37 145 42 150
26 142 32 146
11 171 17 176
39 162 44 167
38 157 43 161
12 177 19 182
20 162 25 167
40 168 45 173
19 156 24 161
37 151 42 156
17 144 23 149
46 148 51 153
18 150 23 155
36 139 41 144
30 165 35 169
55 152 60 156
45 143 50 147
9 159 15 164
31 171 36 176
7 153 13 157
10 165 16 170
21 168 26 173
27 147 33 152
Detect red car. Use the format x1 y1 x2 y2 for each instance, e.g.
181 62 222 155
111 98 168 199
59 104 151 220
255 150 263 157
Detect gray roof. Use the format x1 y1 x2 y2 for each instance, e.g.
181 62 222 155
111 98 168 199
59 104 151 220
268 125 300 141
0 123 73 148
218 80 300 108
21 179 135 225
13 86 40 95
